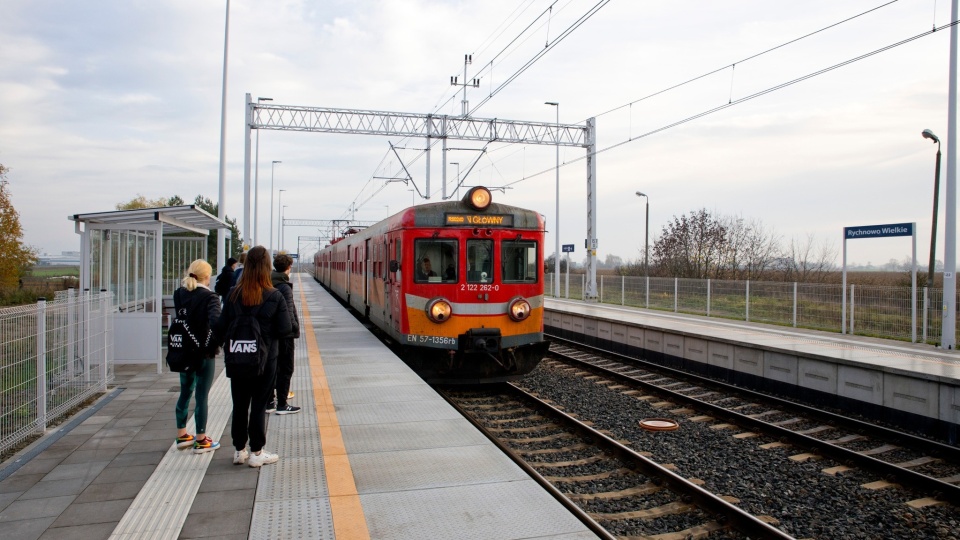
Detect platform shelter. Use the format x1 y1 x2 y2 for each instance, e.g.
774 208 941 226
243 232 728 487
69 206 230 371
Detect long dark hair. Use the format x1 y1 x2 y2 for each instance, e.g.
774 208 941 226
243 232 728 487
229 246 275 306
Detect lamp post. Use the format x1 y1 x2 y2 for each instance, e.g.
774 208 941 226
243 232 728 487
923 129 942 289
253 96 272 246
636 192 649 276
269 161 281 252
546 101 560 297
216 0 231 269
280 205 288 252
277 189 286 253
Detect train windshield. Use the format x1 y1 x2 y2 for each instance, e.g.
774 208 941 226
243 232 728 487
467 239 493 283
502 240 538 283
414 239 457 283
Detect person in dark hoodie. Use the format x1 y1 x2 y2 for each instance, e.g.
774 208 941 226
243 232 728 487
216 246 292 467
267 253 301 415
214 257 237 304
172 259 222 454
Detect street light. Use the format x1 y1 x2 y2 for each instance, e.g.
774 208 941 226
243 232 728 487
269 161 281 252
546 101 560 297
280 204 289 252
923 129 942 289
450 162 460 199
636 192 649 276
277 189 287 253
253 96 272 246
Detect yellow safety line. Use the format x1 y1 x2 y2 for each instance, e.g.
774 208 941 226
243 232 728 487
299 276 371 540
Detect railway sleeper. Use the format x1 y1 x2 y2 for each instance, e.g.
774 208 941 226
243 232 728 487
515 443 591 455
565 482 663 501
589 500 698 521
542 467 634 483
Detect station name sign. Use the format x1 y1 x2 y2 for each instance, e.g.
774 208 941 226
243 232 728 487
844 222 913 240
445 213 514 227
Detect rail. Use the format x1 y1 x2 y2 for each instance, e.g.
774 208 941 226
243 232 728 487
0 290 114 455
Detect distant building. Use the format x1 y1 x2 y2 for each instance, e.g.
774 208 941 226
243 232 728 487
37 251 81 266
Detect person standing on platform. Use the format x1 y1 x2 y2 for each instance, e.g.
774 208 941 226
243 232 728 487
216 246 292 467
214 257 237 304
231 251 246 287
172 259 222 454
267 253 301 415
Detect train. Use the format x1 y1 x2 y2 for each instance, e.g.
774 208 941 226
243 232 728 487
312 186 549 383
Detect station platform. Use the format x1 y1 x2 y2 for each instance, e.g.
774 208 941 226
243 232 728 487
0 276 597 540
546 298 960 442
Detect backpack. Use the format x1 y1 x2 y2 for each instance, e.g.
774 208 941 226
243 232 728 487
214 268 231 297
166 290 213 373
223 301 268 378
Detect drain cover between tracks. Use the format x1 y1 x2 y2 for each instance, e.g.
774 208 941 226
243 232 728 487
639 418 680 431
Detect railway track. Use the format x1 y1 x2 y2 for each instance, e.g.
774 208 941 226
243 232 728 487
543 338 960 511
441 384 794 540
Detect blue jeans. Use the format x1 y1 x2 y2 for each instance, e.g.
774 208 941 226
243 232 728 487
175 357 216 433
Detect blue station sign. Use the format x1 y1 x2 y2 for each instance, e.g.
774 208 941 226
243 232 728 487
844 223 913 240
562 244 575 253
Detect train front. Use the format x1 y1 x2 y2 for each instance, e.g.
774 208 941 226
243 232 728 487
400 186 550 383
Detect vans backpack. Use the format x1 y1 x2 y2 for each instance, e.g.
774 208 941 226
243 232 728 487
166 290 213 373
223 302 268 377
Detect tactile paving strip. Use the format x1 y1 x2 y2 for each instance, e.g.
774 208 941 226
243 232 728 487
256 456 330 500
250 498 335 540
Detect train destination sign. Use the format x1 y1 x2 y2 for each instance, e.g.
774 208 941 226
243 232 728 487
444 213 515 227
844 222 913 239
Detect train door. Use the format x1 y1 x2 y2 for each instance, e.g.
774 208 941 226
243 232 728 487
387 236 402 334
363 238 371 310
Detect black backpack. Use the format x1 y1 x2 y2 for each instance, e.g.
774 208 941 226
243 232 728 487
223 300 268 378
214 268 231 297
166 290 213 373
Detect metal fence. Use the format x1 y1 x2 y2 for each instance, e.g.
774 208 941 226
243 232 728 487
1 290 114 455
546 273 957 345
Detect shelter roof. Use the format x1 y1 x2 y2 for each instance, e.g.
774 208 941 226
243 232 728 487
69 205 229 235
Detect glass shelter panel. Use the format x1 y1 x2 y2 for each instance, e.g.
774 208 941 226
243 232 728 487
467 239 494 283
414 239 457 283
502 240 538 283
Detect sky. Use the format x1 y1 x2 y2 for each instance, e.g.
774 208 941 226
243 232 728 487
1 0 958 268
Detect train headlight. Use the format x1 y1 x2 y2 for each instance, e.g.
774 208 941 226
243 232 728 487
465 186 492 210
426 298 453 323
508 297 532 321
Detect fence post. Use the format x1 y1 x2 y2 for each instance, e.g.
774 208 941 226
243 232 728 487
67 288 76 378
674 277 678 313
707 279 711 317
83 289 91 384
580 274 585 301
36 298 47 434
850 284 856 335
793 282 798 327
923 287 929 343
912 283 917 343
621 275 625 306
599 275 604 303
645 276 650 308
745 280 750 322
100 290 109 390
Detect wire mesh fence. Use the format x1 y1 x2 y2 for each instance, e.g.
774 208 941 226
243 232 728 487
1 290 114 455
553 273 958 344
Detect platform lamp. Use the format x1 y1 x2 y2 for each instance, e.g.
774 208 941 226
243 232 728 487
923 129 942 289
269 161 281 252
636 192 649 276
546 101 560 297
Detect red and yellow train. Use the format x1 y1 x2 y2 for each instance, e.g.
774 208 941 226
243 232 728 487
312 186 549 383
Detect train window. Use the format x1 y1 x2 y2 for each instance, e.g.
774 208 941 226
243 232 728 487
467 239 494 283
502 240 538 283
414 239 457 283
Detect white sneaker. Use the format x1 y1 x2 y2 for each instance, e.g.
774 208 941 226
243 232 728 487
248 449 279 468
233 448 249 465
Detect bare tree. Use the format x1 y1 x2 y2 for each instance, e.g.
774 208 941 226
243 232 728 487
718 214 782 280
652 209 727 278
783 233 838 283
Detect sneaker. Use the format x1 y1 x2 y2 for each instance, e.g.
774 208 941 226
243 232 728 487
248 449 279 468
265 401 277 413
287 391 295 400
275 404 301 415
233 448 249 465
193 437 220 454
175 434 195 449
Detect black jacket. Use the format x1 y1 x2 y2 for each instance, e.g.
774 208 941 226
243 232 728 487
271 270 300 339
172 285 222 359
215 288 292 362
